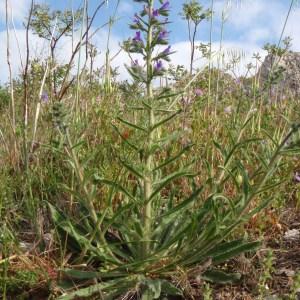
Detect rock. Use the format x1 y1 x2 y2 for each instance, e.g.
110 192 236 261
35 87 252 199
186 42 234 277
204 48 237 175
283 229 300 241
259 51 300 98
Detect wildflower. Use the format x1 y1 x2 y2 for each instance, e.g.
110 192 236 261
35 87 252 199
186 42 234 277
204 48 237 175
133 13 139 23
133 31 142 42
152 9 159 17
158 29 168 41
235 78 241 85
294 172 300 183
132 59 139 66
163 45 171 54
154 60 163 72
41 91 49 102
194 88 203 96
160 1 170 11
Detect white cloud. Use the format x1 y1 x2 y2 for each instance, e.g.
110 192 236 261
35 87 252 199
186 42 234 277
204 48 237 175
0 0 31 24
282 6 300 51
1 0 300 84
0 27 131 84
171 39 267 77
0 29 47 84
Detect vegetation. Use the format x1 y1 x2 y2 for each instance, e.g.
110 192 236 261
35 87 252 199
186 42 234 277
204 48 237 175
0 0 300 299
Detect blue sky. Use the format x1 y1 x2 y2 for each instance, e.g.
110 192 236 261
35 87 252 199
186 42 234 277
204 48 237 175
0 0 299 83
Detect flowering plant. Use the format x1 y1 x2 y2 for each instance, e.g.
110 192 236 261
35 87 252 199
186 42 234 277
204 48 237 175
49 2 300 300
124 0 173 85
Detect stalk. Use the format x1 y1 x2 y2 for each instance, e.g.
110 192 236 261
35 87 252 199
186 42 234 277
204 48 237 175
143 0 154 257
207 0 214 115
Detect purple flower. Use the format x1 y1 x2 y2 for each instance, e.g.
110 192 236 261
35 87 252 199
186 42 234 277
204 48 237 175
41 91 49 102
133 31 142 42
163 45 171 54
132 59 139 67
294 172 300 183
160 1 170 10
194 88 203 96
133 13 139 23
158 29 168 41
154 60 163 72
152 9 159 17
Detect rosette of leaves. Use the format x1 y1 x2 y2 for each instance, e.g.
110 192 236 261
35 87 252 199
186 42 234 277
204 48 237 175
49 1 300 299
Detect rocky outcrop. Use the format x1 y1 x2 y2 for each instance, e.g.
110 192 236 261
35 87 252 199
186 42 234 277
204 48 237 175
259 51 300 98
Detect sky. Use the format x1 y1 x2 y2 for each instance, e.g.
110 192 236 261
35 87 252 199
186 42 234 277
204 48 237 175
0 0 299 84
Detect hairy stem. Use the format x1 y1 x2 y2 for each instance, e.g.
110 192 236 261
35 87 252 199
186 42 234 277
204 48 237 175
143 0 154 258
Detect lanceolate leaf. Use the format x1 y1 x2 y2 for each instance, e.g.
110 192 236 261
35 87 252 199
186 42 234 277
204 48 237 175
212 240 260 264
120 159 145 179
202 269 241 284
150 170 197 201
93 176 136 202
117 116 148 132
153 144 193 172
150 110 182 132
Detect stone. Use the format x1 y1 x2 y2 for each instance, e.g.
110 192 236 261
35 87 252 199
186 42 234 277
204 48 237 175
283 229 300 241
259 51 300 98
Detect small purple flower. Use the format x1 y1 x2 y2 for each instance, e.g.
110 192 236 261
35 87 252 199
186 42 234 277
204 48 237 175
133 31 142 42
158 29 168 41
152 9 159 17
194 88 203 97
294 172 300 183
154 60 163 72
41 91 49 102
133 13 139 23
132 59 139 67
163 45 171 54
160 1 170 10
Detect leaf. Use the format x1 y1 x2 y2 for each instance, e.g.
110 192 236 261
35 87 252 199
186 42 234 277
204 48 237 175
62 268 129 280
153 144 193 172
120 159 144 179
159 185 204 218
212 240 260 264
93 176 136 202
57 277 135 300
48 203 118 264
111 124 139 151
202 269 241 284
150 110 182 132
161 280 183 296
117 116 147 132
150 170 197 201
62 268 100 280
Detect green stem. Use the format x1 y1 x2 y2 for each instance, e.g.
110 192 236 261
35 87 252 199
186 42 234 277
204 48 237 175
143 0 154 258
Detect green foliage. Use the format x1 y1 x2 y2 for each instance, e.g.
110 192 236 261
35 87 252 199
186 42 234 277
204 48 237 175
181 0 211 24
0 87 9 111
0 269 39 296
1 1 300 299
47 22 300 300
30 4 82 41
